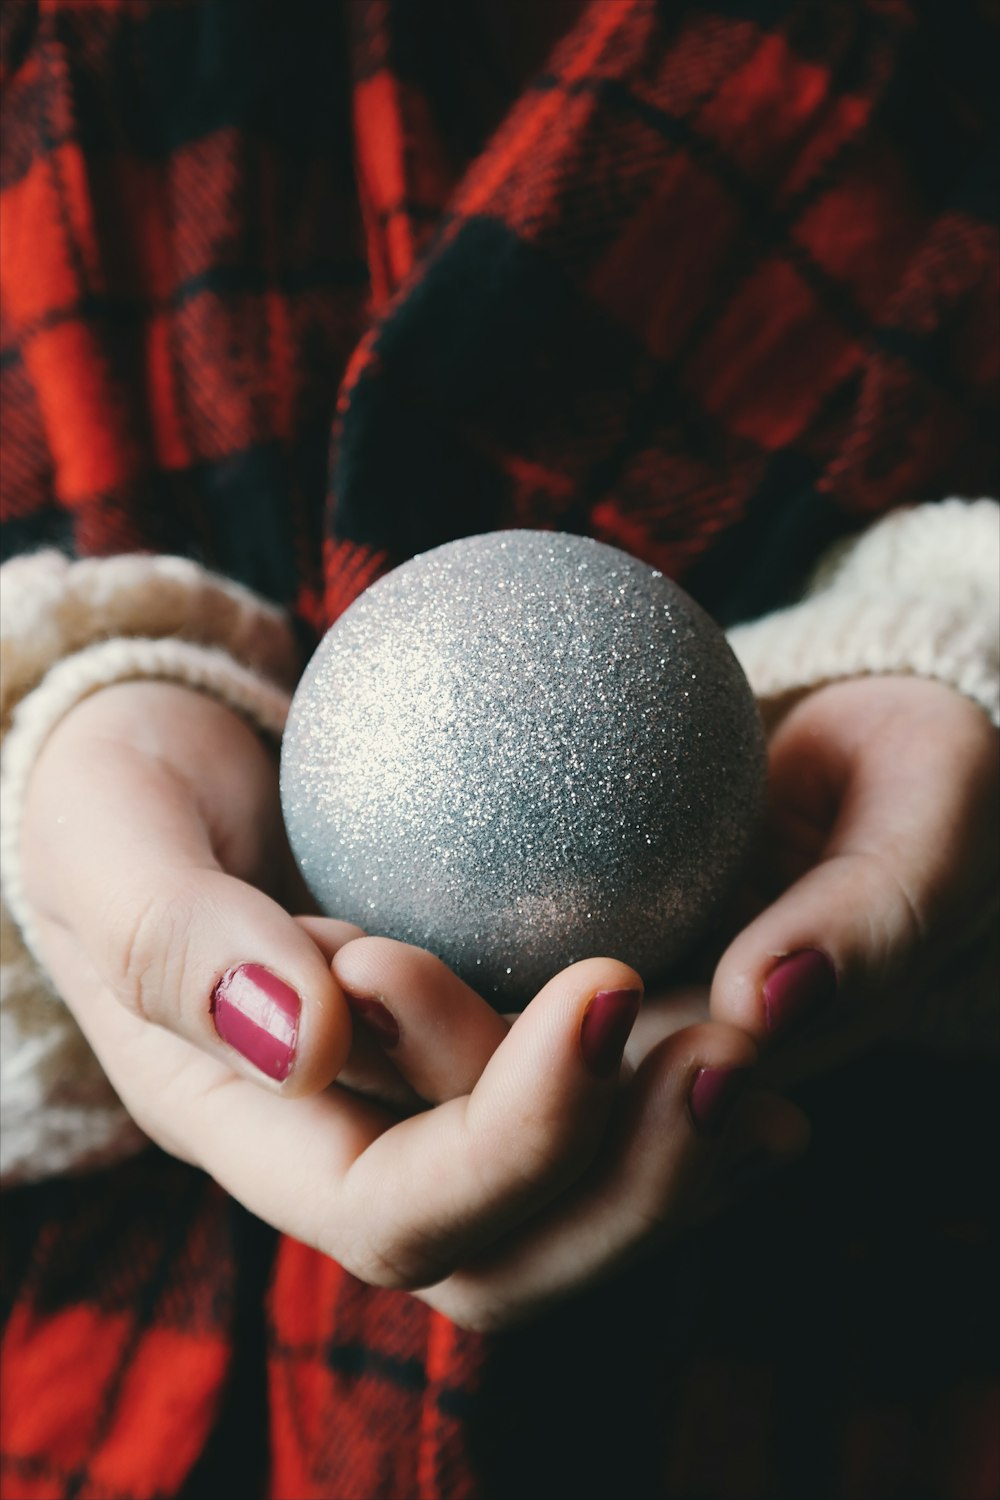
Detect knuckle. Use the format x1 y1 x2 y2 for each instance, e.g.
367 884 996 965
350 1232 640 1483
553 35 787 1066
467 1106 593 1205
347 1220 456 1293
862 852 928 975
102 877 194 1026
885 868 928 954
92 1000 202 1164
836 852 928 987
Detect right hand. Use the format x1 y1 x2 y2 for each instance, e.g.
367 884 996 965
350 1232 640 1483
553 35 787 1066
20 680 807 1330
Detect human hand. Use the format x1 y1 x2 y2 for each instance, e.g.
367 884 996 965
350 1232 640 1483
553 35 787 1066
327 934 808 1329
19 680 806 1330
703 676 999 1077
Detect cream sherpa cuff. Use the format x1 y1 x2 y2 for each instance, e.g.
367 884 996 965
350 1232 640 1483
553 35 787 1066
730 498 1000 726
1 550 300 961
0 636 291 963
0 552 298 1184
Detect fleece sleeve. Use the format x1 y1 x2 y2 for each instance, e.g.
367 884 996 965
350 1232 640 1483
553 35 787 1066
728 497 999 728
728 497 999 1056
0 551 299 1184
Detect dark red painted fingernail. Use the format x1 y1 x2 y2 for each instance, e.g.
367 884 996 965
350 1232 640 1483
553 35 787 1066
211 964 301 1081
580 988 642 1078
689 1065 750 1135
347 995 400 1049
763 949 837 1037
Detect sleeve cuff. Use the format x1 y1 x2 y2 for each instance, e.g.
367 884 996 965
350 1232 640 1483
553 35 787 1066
728 498 1000 726
1 635 291 962
0 552 298 1185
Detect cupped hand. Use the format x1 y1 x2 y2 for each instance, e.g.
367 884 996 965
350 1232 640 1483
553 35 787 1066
19 680 806 1331
328 936 807 1329
703 675 999 1074
20 679 358 1105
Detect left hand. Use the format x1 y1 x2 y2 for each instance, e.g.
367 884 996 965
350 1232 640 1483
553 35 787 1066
699 674 999 1077
342 673 999 1209
320 673 999 1326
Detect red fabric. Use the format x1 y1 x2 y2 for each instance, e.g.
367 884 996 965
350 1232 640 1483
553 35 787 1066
1 3 998 1497
3 0 997 620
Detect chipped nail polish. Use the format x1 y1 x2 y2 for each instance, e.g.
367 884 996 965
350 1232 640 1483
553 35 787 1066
580 988 642 1077
211 963 301 1082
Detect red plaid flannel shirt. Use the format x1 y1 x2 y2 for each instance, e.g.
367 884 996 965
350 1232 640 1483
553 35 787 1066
1 2 997 1496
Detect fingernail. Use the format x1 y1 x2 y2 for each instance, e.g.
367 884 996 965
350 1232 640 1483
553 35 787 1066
689 1065 750 1135
763 949 837 1037
211 964 301 1082
580 988 642 1078
346 995 400 1049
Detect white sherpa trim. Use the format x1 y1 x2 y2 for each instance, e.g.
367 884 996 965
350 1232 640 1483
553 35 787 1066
1 635 291 964
1 551 298 1185
729 499 1000 725
0 549 299 730
0 920 148 1184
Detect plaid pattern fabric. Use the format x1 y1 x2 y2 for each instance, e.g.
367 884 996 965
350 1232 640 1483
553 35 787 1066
1 1 998 1496
3 1052 998 1499
4 0 996 627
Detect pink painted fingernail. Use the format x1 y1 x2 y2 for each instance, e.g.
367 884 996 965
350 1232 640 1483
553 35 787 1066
763 949 837 1037
580 988 642 1078
211 964 301 1081
347 995 400 1049
689 1065 750 1135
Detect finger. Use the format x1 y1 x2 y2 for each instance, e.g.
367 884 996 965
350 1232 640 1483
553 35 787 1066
709 678 1000 1046
292 921 427 1112
423 1022 792 1330
33 917 393 1174
62 952 644 1294
331 936 511 1102
624 983 710 1069
696 1089 812 1218
52 933 800 1321
293 916 367 959
23 701 352 1095
290 918 421 1111
326 957 643 1288
721 1088 812 1164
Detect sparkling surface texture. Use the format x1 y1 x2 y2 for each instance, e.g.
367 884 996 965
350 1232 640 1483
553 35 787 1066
281 532 766 1006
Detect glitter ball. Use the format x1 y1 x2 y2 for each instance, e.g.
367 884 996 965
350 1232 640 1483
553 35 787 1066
280 531 766 1006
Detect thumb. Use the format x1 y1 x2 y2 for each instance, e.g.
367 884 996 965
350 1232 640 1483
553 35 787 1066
110 866 355 1093
709 677 998 1047
21 691 353 1096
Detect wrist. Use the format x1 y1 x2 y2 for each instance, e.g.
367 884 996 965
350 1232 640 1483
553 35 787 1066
2 636 291 965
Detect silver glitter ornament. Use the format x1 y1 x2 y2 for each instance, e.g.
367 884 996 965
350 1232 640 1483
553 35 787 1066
281 531 766 1006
